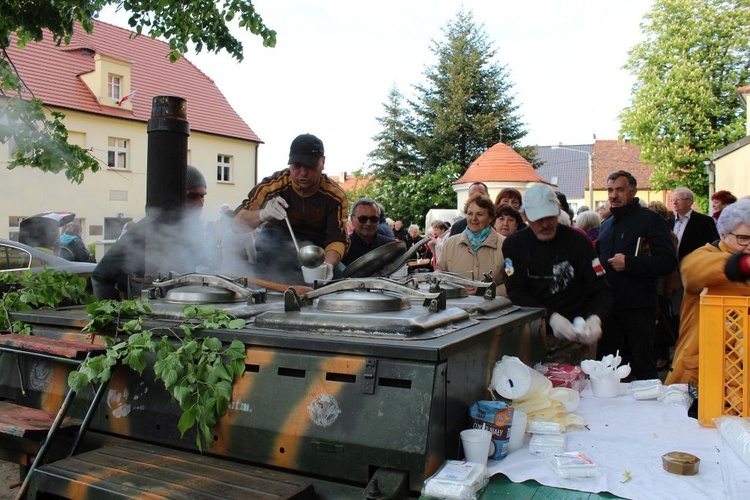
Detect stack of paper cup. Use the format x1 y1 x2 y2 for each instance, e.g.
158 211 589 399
491 356 552 400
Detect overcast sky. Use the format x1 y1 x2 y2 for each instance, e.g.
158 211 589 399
101 0 654 179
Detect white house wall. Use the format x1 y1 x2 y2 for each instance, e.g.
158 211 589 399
0 107 257 243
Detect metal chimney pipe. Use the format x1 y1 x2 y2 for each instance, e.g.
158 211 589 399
146 96 190 221
144 96 190 280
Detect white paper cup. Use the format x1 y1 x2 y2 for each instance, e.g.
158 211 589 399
507 409 527 452
460 429 493 466
301 264 327 284
590 377 620 398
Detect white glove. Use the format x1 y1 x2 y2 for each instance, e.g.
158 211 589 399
259 197 288 222
549 312 578 342
580 315 602 345
322 262 334 280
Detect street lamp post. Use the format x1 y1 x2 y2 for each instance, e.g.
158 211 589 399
551 146 594 209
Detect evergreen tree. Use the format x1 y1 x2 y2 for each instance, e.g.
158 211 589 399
369 86 420 182
412 9 528 174
619 0 750 196
368 9 530 222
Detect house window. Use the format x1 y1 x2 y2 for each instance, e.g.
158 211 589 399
107 138 129 169
108 74 122 101
8 216 22 241
217 154 232 183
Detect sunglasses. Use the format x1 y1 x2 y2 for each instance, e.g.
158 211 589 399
356 215 380 224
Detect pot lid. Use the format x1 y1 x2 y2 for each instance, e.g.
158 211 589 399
316 290 409 313
164 284 242 304
343 240 407 278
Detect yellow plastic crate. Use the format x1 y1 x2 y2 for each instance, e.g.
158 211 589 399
698 287 750 427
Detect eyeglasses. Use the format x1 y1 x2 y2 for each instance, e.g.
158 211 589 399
730 232 750 246
356 215 380 224
672 198 690 202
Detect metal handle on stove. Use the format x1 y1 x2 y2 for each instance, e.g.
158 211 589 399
405 271 490 288
302 277 443 301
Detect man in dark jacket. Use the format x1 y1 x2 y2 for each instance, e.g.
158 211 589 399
503 183 612 364
92 164 208 300
669 187 719 261
596 170 677 380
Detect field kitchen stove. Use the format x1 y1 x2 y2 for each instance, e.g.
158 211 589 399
0 96 547 498
4 272 545 497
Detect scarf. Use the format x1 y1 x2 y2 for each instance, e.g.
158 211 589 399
465 226 491 252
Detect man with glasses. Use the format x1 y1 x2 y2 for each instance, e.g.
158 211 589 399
234 134 349 283
342 198 394 266
503 184 612 364
670 187 719 261
662 187 719 369
596 171 677 380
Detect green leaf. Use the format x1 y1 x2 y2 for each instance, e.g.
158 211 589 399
68 370 89 392
177 407 197 437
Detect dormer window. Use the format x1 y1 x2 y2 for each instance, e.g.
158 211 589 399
108 75 122 101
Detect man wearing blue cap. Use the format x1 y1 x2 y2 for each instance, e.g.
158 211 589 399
502 183 612 364
234 133 349 283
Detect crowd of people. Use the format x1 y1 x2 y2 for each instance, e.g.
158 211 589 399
86 132 750 387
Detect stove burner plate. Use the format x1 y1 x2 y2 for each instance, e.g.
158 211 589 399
254 306 475 338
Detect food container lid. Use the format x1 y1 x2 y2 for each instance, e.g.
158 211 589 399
662 451 700 475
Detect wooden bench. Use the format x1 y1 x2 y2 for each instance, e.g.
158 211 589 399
27 441 317 499
0 333 108 498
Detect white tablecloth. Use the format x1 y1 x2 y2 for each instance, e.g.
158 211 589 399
487 383 750 499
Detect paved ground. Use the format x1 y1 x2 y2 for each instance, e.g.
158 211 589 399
0 461 18 499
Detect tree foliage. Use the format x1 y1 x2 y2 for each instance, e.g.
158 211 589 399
368 9 529 223
370 163 464 227
0 0 275 183
619 0 750 195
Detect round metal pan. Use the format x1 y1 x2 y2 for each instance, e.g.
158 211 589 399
377 236 432 276
342 240 408 278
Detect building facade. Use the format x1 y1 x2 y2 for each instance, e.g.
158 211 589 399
1 20 261 248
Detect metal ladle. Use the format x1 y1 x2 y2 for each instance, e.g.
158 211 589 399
284 215 326 268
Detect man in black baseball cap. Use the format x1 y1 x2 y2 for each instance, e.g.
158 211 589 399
234 133 349 283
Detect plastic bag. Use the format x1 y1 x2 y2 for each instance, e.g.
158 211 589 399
421 460 489 500
714 416 750 470
630 379 663 400
546 451 601 478
469 400 513 460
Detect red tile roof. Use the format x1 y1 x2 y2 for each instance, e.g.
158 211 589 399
6 20 260 142
592 140 654 190
454 142 547 184
330 172 374 192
